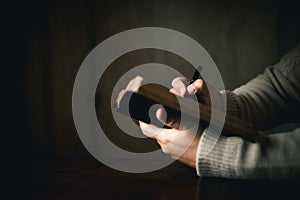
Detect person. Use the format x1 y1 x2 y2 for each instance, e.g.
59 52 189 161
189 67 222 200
139 44 300 180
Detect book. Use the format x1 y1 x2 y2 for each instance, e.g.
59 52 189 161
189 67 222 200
114 76 260 142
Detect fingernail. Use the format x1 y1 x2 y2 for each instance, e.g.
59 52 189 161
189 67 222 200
187 85 195 94
180 87 186 96
194 79 203 88
156 108 167 123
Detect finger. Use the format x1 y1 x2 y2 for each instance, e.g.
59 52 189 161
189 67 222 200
156 107 180 129
195 79 210 97
169 88 181 96
155 128 177 144
156 106 197 130
140 121 179 144
155 107 166 123
160 141 187 158
139 121 163 139
157 140 178 156
171 77 189 96
187 79 205 94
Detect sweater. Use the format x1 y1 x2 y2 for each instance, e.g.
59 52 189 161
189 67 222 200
196 44 300 180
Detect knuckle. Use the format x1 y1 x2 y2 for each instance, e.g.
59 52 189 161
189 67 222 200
166 117 180 129
159 133 170 144
171 77 185 87
161 146 170 154
169 88 177 95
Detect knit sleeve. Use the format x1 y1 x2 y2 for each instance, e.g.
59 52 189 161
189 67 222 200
223 90 241 117
231 45 300 130
196 45 300 179
196 127 300 180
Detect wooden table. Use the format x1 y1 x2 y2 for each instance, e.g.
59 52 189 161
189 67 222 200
31 158 299 199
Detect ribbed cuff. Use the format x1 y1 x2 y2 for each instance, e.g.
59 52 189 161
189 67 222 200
196 128 243 178
224 90 241 117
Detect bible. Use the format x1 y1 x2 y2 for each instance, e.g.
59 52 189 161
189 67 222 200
114 76 260 142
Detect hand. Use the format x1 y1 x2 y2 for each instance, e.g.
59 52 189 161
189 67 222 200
170 77 223 110
139 107 204 168
140 77 221 168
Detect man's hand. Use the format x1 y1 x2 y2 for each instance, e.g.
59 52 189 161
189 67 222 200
170 77 223 110
139 77 218 168
139 108 203 168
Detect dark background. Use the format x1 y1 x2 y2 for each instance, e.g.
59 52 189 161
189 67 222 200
3 0 300 197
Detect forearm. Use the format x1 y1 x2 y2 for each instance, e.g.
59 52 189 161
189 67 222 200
228 45 300 130
196 127 300 180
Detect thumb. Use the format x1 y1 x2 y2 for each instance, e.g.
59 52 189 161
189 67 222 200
187 79 211 106
187 79 208 95
156 107 180 129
